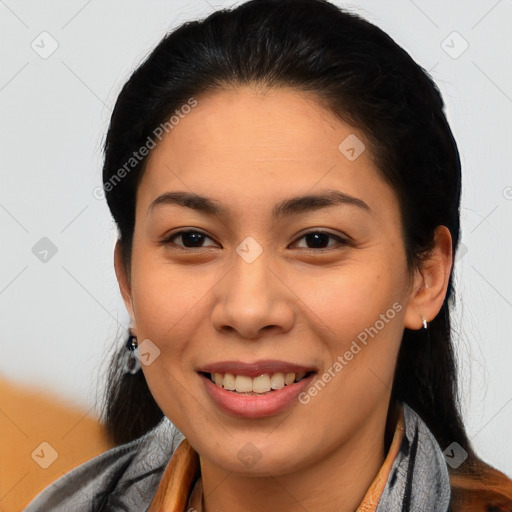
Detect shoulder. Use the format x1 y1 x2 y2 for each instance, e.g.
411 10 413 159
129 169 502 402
22 416 184 512
394 402 512 512
449 457 512 512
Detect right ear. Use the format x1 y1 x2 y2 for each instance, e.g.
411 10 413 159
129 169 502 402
114 240 136 326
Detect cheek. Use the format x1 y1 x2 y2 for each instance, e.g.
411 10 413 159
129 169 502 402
294 262 406 394
130 257 206 430
297 264 401 339
130 252 207 337
298 269 404 419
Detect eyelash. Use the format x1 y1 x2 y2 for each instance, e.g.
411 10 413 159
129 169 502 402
159 229 350 252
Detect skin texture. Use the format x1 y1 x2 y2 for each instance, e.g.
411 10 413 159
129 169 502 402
114 86 453 512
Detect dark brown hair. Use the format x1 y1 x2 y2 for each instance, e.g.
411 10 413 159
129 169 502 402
99 1 512 508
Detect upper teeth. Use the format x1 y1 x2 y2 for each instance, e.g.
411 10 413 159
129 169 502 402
211 372 307 393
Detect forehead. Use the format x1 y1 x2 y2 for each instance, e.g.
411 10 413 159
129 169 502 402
137 86 396 221
150 86 355 162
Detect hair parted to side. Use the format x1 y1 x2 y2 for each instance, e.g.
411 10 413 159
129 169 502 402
99 0 512 507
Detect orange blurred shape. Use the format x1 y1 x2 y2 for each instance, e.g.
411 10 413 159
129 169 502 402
0 376 114 512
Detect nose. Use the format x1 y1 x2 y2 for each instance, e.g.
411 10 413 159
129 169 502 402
210 249 295 340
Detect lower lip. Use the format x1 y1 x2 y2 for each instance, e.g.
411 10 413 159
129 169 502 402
199 372 316 418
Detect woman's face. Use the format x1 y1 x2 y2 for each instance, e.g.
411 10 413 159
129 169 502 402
117 86 425 476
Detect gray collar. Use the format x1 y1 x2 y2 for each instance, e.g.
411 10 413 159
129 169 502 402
23 401 451 511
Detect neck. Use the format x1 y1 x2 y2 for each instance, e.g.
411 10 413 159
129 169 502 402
195 399 398 512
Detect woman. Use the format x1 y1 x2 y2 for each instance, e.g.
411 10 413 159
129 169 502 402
23 0 512 510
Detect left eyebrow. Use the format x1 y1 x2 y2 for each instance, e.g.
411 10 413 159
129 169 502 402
147 189 371 219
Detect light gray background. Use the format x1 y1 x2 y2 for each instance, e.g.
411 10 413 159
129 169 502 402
1 0 511 476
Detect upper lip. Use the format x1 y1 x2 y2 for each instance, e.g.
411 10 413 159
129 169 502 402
197 360 317 378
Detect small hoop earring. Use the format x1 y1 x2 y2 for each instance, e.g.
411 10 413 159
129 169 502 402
422 317 428 329
125 334 141 374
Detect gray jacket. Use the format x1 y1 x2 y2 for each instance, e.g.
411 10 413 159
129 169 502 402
23 401 452 511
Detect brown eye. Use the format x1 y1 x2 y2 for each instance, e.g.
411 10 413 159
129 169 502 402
162 230 217 249
293 230 348 250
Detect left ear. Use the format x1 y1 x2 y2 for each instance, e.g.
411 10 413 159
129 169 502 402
403 225 453 330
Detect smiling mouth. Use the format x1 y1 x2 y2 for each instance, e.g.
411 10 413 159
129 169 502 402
199 370 315 395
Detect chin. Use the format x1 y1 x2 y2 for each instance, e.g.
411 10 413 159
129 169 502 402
203 438 311 476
